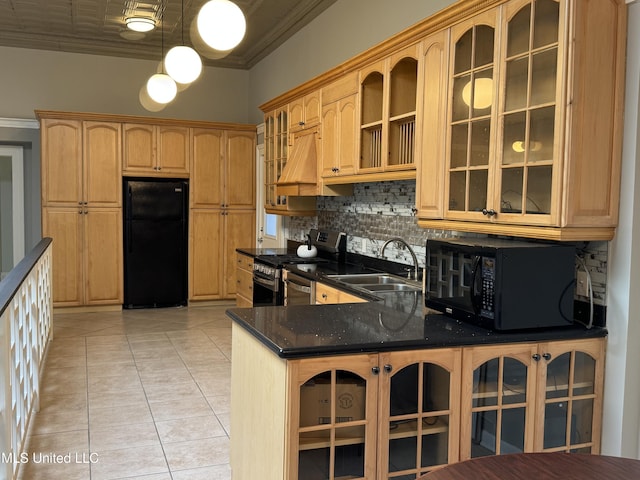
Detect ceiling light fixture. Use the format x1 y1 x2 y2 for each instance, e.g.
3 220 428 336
125 17 156 33
165 0 202 85
197 0 246 52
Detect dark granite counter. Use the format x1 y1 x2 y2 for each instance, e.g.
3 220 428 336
230 247 606 359
227 303 606 359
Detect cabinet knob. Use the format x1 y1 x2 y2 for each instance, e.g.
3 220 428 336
482 208 497 217
371 366 380 375
322 293 327 299
532 354 541 361
384 364 393 373
299 121 305 126
543 353 552 361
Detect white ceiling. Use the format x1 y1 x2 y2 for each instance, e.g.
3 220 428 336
0 0 337 69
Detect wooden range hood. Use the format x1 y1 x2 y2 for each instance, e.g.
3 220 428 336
276 127 319 196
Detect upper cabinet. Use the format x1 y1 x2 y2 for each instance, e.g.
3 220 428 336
263 107 316 216
289 90 321 133
359 44 420 177
123 124 190 177
417 0 626 241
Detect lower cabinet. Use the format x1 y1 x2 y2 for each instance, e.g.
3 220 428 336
460 338 605 460
231 326 605 480
315 282 367 304
235 252 254 307
189 209 255 301
42 207 122 306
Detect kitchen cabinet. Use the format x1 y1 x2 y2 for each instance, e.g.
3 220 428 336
43 207 122 307
418 0 626 241
235 253 253 307
123 123 189 177
460 337 604 460
359 44 420 177
40 118 123 307
231 324 462 480
315 282 367 304
189 129 257 301
263 107 316 216
289 90 321 133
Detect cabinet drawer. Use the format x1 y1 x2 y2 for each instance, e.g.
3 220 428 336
315 282 366 304
236 268 253 299
237 253 254 273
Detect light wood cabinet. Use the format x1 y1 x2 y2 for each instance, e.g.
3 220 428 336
321 94 358 178
43 207 122 306
189 129 256 301
123 123 189 176
289 90 321 133
40 118 123 307
232 326 605 480
232 325 463 480
418 0 626 241
315 282 367 304
236 253 253 307
264 108 316 216
359 44 420 175
460 337 605 460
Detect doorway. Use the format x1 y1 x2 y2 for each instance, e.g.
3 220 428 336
0 146 25 279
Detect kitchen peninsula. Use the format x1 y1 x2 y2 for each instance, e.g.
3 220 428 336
227 280 606 480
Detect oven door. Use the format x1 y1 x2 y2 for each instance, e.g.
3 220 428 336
253 271 282 306
284 271 315 306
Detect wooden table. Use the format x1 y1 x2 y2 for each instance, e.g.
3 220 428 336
421 453 640 479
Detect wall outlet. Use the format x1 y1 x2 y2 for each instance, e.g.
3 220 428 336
361 238 367 252
576 270 589 297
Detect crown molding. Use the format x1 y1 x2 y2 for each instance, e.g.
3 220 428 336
0 117 40 129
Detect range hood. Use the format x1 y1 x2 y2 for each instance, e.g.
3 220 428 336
276 127 319 196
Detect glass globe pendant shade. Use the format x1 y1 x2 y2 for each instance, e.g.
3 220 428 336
146 73 177 104
165 46 202 84
197 0 246 52
139 84 166 112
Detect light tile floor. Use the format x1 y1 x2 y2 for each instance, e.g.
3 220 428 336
18 304 235 480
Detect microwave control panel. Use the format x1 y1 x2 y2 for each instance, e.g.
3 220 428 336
480 256 495 318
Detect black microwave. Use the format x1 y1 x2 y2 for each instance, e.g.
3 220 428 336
425 238 575 331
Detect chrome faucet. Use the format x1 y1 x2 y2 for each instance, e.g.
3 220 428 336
380 237 419 281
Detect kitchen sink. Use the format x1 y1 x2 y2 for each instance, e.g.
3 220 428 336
327 273 422 294
327 273 407 285
363 283 421 292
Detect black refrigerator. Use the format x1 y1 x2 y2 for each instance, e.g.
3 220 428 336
123 178 188 308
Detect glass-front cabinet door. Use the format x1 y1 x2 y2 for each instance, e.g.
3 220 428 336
535 339 605 454
445 0 565 225
460 344 537 460
378 349 461 479
264 107 289 212
290 354 378 480
446 11 498 220
496 0 563 225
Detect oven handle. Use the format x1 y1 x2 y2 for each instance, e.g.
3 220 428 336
253 275 277 290
285 279 312 294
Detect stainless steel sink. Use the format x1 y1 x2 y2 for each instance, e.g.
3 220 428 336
327 273 406 285
327 273 422 294
363 283 421 292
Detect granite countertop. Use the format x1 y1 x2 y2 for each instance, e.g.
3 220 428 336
229 248 607 359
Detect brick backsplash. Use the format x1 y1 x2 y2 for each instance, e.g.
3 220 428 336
284 180 608 306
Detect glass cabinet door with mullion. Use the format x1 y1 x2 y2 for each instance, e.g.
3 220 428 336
274 108 288 208
379 349 461 480
460 344 537 461
290 355 378 480
359 61 386 172
496 0 564 225
446 12 499 221
536 340 604 454
264 113 276 207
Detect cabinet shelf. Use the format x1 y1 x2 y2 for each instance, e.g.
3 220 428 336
472 380 594 401
389 417 449 440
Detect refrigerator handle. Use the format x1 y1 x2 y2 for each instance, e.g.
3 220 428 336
126 184 133 253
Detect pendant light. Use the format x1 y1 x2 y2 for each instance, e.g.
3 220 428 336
165 0 202 85
197 0 246 52
146 3 177 105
